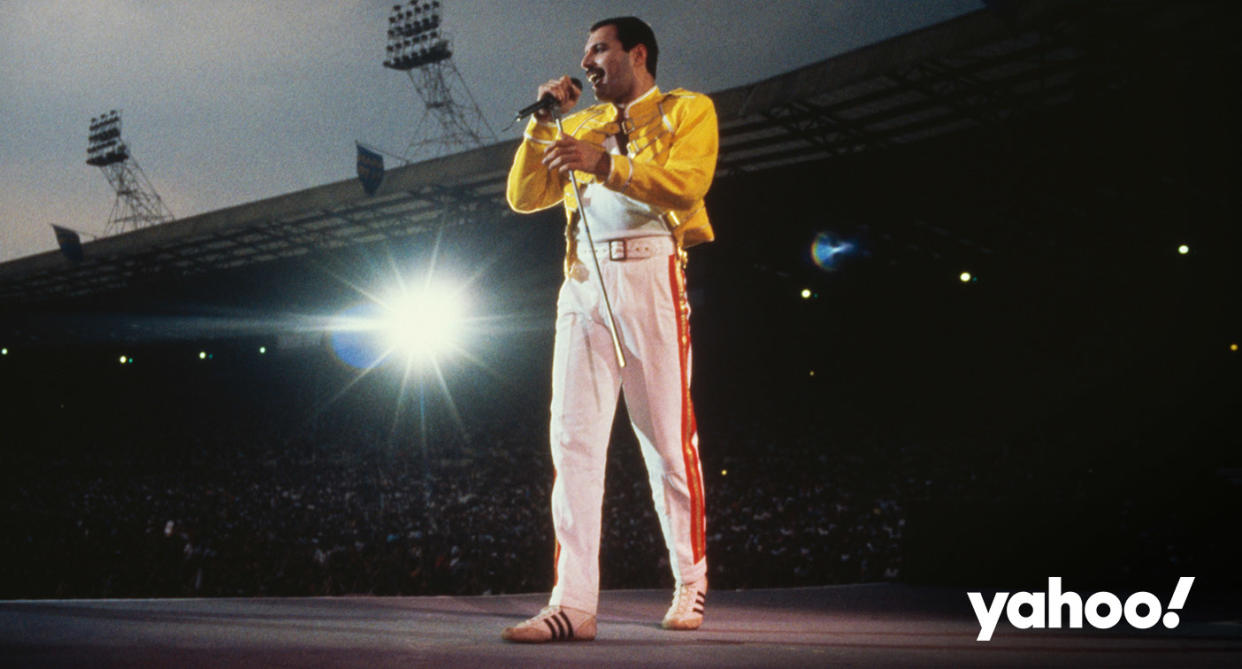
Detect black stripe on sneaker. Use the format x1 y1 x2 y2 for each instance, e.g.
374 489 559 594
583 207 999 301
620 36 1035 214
558 611 574 640
544 617 559 639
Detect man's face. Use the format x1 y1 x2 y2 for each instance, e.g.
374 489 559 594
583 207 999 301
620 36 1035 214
580 25 643 104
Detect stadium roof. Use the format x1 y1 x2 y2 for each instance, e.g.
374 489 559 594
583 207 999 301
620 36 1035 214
0 0 1235 306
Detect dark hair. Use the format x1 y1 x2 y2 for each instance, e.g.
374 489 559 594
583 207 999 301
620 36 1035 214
590 16 658 79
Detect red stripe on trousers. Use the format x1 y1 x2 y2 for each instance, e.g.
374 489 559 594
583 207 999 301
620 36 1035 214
668 255 706 563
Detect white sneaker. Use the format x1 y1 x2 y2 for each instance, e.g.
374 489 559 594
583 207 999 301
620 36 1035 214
501 605 596 643
662 578 706 630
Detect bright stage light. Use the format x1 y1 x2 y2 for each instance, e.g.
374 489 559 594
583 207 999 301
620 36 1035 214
959 271 973 283
329 281 469 369
381 285 467 361
1178 244 1190 255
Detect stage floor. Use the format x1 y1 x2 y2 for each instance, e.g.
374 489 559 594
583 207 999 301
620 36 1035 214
2 584 1239 668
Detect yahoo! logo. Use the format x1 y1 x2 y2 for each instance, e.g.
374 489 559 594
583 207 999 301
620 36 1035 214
968 576 1194 641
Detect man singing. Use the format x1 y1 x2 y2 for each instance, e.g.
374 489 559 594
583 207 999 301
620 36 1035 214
502 16 718 643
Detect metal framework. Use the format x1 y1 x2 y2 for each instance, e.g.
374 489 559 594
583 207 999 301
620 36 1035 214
383 0 495 160
2 0 1237 307
86 111 175 235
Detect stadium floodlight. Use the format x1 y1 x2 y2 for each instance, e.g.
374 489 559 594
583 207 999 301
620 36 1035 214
86 110 174 235
374 0 495 161
86 110 126 167
383 0 448 70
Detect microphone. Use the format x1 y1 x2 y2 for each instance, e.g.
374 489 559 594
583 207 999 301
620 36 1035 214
513 78 583 122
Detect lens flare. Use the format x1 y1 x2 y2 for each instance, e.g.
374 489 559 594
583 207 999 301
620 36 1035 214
329 303 388 369
811 232 855 271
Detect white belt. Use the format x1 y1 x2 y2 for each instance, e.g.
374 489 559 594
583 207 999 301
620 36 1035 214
592 236 675 261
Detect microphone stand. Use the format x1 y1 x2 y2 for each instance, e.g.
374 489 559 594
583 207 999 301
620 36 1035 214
552 112 627 370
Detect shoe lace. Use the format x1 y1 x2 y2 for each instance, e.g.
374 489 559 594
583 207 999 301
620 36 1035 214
670 583 700 616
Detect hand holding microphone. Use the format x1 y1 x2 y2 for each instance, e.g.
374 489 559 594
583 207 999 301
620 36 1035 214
514 76 583 122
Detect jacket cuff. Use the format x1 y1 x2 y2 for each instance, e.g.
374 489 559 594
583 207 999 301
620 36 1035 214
523 118 559 144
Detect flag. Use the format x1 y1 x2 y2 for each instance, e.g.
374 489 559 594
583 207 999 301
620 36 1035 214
356 143 384 196
52 225 84 262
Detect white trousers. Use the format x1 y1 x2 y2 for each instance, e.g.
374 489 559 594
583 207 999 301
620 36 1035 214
547 238 707 615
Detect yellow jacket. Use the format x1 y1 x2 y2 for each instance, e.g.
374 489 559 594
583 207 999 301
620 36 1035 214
506 86 718 273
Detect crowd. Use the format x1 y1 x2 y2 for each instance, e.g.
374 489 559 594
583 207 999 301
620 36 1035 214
0 350 935 599
0 343 1229 599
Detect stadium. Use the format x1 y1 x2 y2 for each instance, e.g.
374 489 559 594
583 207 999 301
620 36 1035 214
1 1 1239 666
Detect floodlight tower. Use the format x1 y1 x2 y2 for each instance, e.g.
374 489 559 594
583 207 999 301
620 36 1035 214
383 0 495 160
86 110 174 235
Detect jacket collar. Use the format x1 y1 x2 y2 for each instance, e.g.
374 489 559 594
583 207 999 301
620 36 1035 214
612 85 660 132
